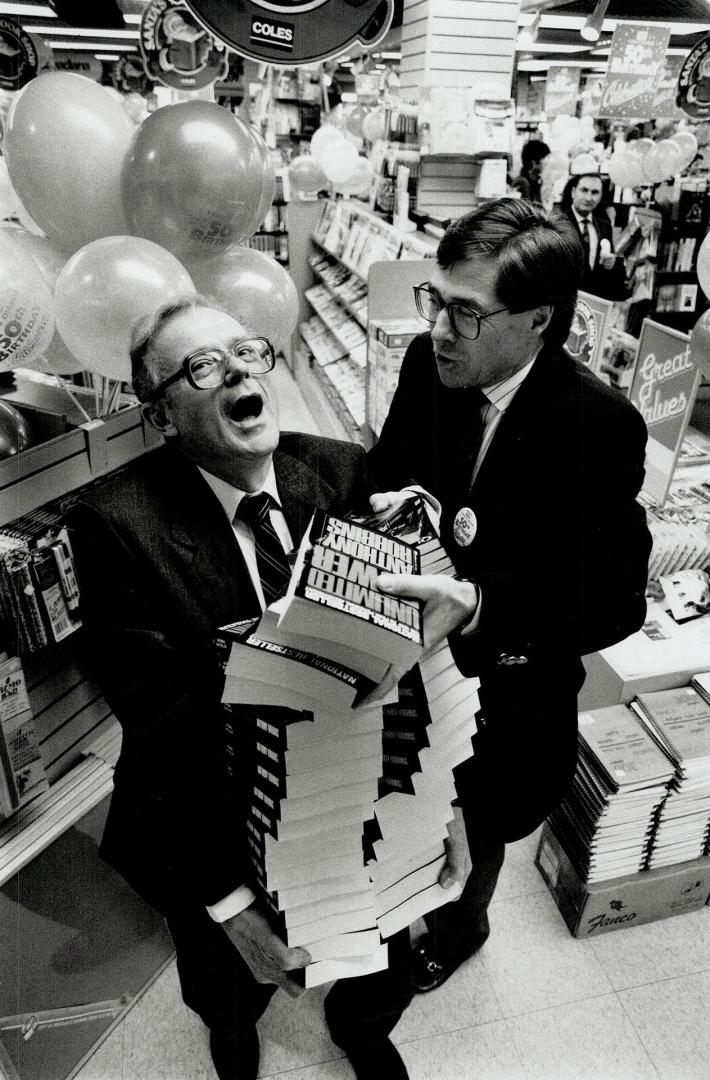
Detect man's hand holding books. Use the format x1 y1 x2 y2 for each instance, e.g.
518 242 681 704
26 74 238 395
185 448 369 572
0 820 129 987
223 906 311 999
356 573 480 709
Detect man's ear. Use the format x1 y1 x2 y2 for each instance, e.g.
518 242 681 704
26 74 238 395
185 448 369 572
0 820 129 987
141 399 177 436
531 305 552 334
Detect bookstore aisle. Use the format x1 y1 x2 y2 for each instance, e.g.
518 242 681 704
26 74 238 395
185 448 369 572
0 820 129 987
73 824 710 1080
69 366 710 1080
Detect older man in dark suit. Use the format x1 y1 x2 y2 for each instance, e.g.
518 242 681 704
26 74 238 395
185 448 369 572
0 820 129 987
69 297 412 1080
365 198 651 993
562 172 628 300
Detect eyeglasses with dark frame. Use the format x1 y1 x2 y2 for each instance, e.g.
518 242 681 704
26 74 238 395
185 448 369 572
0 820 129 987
413 283 509 341
146 337 276 401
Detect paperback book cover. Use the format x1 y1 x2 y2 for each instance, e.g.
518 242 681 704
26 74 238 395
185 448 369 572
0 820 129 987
278 510 423 667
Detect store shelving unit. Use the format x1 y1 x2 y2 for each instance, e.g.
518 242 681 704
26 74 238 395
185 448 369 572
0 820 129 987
0 388 172 1080
287 198 434 447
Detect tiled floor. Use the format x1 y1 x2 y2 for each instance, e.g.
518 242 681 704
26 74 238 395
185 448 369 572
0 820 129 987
73 366 710 1080
73 827 710 1080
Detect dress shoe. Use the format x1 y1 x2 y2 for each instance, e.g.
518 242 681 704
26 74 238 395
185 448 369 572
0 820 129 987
412 931 489 994
346 1036 409 1080
209 1026 260 1080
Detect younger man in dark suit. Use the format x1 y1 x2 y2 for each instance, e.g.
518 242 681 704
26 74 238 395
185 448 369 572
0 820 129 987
365 198 651 992
69 297 413 1080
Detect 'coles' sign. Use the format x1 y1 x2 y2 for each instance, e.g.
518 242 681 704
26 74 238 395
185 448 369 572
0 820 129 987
185 0 395 65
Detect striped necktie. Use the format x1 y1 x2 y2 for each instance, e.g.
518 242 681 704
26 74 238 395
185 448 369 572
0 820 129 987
238 492 291 606
580 214 591 268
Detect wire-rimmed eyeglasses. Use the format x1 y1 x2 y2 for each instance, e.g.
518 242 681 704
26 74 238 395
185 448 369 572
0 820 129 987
147 337 276 401
413 283 509 341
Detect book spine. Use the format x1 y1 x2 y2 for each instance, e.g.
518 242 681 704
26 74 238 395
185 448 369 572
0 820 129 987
31 549 76 644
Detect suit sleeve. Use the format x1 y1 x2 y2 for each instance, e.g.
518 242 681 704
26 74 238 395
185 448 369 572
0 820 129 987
68 503 251 910
450 397 651 676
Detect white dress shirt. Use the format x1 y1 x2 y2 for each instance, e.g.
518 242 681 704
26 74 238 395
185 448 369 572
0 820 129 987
197 463 293 925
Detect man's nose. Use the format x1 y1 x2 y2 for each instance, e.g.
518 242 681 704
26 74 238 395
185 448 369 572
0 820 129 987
431 305 456 342
223 352 253 383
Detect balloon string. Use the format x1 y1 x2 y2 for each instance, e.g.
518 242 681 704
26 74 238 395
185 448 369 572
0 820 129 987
104 380 122 416
50 375 93 424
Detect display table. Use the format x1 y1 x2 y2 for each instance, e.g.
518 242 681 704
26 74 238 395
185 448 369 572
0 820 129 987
579 602 710 709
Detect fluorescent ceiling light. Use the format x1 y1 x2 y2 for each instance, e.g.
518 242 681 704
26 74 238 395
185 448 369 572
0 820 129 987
95 53 120 60
123 13 141 23
592 46 691 56
380 52 401 60
517 13 710 35
341 92 357 102
516 42 592 53
0 3 55 14
517 58 607 71
24 24 140 39
45 40 138 51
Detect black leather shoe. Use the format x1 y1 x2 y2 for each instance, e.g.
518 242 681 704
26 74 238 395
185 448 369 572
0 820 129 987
412 932 489 994
209 1027 259 1080
346 1037 409 1080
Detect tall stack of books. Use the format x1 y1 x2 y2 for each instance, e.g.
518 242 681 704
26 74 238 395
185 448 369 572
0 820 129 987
631 687 710 868
220 689 386 988
219 500 481 983
548 704 675 883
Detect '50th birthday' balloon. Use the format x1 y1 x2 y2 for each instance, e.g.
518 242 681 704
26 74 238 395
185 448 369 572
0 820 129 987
122 100 273 261
0 231 54 373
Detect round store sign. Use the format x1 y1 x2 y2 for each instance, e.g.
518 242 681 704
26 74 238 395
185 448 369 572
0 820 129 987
140 0 229 90
185 0 395 65
677 33 710 119
0 17 38 91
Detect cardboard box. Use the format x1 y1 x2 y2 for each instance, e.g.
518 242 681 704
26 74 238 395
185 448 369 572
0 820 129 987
535 822 710 938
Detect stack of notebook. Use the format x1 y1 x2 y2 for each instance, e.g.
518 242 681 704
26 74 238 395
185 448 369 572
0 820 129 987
631 686 710 868
548 704 675 883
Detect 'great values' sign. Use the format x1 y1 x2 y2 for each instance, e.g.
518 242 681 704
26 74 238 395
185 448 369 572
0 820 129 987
629 319 701 505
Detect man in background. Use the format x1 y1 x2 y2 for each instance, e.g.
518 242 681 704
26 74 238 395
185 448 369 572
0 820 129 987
69 296 413 1080
562 171 629 300
511 138 550 203
367 198 651 993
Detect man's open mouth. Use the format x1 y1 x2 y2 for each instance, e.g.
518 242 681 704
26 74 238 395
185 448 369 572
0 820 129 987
230 394 263 422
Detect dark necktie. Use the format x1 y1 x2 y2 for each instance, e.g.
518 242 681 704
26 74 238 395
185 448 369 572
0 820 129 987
580 214 591 268
238 492 291 606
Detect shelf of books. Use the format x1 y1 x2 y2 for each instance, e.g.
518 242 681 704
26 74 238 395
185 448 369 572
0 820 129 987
290 198 433 448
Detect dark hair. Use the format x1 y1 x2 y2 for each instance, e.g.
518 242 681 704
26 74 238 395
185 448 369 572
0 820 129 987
521 139 550 171
560 172 608 213
437 198 583 349
130 294 213 403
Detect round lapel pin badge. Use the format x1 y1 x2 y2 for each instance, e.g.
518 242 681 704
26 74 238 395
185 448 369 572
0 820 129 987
453 506 477 547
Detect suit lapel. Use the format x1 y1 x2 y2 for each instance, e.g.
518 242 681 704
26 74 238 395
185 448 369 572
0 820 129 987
471 351 566 499
161 450 260 624
275 447 338 546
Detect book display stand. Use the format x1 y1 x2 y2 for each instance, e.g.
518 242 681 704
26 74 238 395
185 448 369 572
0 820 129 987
0 387 173 1080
